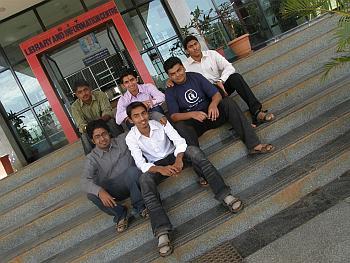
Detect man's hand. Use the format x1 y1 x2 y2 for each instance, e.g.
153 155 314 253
143 100 153 109
208 103 219 121
166 79 174 88
159 116 167 126
173 159 183 173
191 111 208 122
215 81 228 96
157 166 179 176
101 115 111 121
98 188 117 208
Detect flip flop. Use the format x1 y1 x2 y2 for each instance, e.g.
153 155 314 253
249 144 275 155
158 239 173 257
199 177 209 187
224 197 244 213
253 110 275 126
116 217 128 233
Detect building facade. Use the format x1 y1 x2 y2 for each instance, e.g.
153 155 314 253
0 0 303 168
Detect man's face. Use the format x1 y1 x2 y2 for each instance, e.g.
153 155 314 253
167 63 187 84
186 40 202 57
92 127 111 150
75 85 92 103
122 74 139 95
129 106 150 130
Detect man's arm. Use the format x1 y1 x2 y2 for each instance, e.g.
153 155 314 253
212 50 236 82
81 158 101 196
208 92 222 121
71 104 88 133
145 83 165 106
99 92 114 119
115 96 128 125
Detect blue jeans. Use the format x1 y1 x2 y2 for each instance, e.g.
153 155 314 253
139 146 231 236
87 166 145 223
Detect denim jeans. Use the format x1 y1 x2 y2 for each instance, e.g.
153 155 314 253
173 96 260 149
139 146 231 236
87 166 145 223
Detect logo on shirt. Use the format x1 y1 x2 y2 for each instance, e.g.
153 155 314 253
184 89 199 104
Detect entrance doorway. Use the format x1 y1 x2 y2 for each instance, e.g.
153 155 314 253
20 1 153 150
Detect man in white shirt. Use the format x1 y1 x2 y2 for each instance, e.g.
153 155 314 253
180 35 275 127
125 101 243 257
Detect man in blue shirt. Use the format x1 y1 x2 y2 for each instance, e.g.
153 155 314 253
163 56 274 154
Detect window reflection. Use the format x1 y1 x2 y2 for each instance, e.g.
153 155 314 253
35 102 67 146
0 52 7 70
37 0 84 29
122 10 152 52
9 110 50 162
0 70 28 114
158 38 187 61
140 1 177 44
13 61 46 105
142 51 167 90
0 11 43 65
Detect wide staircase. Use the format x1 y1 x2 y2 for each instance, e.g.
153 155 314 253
1 14 349 263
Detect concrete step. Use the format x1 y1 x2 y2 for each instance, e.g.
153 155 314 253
234 14 338 74
128 132 350 262
72 120 350 263
10 95 350 263
1 76 348 246
0 141 83 197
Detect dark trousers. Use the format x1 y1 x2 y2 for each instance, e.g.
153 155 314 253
81 118 124 154
174 97 260 149
139 146 231 237
87 166 145 223
224 73 262 116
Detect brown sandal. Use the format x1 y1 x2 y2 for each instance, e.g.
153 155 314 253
253 110 275 126
199 177 209 187
224 198 244 213
249 144 275 155
116 217 128 233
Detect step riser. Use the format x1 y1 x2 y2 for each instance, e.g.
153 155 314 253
40 110 350 263
243 29 337 87
234 15 338 73
0 141 83 197
152 150 350 262
0 158 84 214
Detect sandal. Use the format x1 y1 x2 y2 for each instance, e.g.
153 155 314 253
199 177 209 187
224 197 244 213
249 144 275 155
158 236 173 257
116 217 128 233
253 110 275 127
140 208 149 219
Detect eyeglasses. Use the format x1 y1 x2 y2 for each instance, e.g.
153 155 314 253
93 131 109 140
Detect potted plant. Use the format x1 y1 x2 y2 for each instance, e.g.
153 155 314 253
217 2 252 58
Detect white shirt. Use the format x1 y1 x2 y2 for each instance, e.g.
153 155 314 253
125 120 187 173
183 50 236 83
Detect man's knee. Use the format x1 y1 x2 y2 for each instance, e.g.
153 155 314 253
124 166 142 184
186 145 204 158
139 172 155 186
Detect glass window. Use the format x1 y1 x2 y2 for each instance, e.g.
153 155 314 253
84 0 110 9
140 1 177 44
9 110 50 162
34 102 67 146
37 0 85 29
158 38 187 61
13 61 46 105
122 10 152 52
142 50 167 90
0 70 29 114
0 11 43 65
0 52 8 70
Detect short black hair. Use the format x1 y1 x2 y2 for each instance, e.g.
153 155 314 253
119 68 138 84
73 79 90 93
163 57 183 73
126 101 148 118
183 35 199 49
86 119 110 140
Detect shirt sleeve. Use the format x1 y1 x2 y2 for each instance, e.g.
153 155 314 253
163 121 187 156
165 88 180 115
125 132 155 173
99 92 114 117
145 84 165 107
71 103 87 133
81 157 101 196
212 51 236 82
115 96 128 125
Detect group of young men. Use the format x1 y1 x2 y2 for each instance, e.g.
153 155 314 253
74 35 275 257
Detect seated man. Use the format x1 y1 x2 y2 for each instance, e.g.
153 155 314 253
125 101 243 257
71 79 124 154
170 35 275 127
116 68 165 128
82 119 148 233
163 56 274 154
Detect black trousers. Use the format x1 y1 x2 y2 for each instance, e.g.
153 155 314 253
139 146 231 237
173 96 260 149
224 73 262 116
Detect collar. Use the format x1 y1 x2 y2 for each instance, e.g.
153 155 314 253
95 141 113 158
132 121 160 140
79 93 96 107
188 51 209 64
125 84 143 100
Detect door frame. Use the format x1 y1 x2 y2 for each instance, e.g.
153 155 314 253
20 1 153 143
